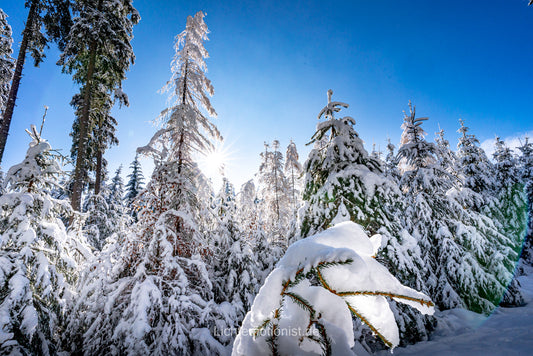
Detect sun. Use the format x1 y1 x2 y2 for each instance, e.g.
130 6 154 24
198 142 232 188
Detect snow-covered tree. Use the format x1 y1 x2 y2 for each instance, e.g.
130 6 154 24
489 137 526 306
233 222 435 355
258 140 291 244
384 138 401 183
211 178 258 336
285 140 303 237
518 137 533 265
492 137 526 255
0 126 81 354
300 89 383 237
237 179 258 236
82 190 110 250
124 154 144 220
435 127 458 182
456 119 495 197
59 0 139 211
106 165 127 234
0 9 14 116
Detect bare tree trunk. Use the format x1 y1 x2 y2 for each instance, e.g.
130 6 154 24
0 0 38 165
70 40 97 211
94 148 102 195
70 0 104 212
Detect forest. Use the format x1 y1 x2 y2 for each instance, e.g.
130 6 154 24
0 1 532 356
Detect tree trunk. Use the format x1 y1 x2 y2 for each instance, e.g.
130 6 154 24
94 147 102 195
0 0 38 165
70 40 98 211
70 0 104 212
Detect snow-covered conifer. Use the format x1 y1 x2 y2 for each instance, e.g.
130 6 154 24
0 126 80 354
456 119 495 197
59 0 139 210
258 140 291 244
211 178 258 338
518 137 533 265
124 153 144 220
300 89 384 237
285 140 303 238
435 128 458 182
383 138 401 186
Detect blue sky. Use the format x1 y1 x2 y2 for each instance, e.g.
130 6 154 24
1 0 532 189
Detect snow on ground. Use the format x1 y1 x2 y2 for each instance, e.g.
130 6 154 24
377 269 533 356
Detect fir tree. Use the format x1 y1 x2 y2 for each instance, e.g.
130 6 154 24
124 153 144 220
258 140 290 244
211 178 258 339
59 0 139 211
0 9 15 116
435 127 458 182
456 119 495 197
285 140 303 234
490 137 526 306
0 0 72 164
0 126 82 354
383 138 400 183
300 89 383 237
518 137 533 265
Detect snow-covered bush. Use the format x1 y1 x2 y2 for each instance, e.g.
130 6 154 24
233 221 434 355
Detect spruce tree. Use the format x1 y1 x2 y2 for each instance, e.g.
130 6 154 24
258 140 290 244
124 153 144 220
490 137 526 306
300 89 383 237
285 140 303 237
211 178 258 340
0 126 82 354
518 137 533 265
59 0 139 211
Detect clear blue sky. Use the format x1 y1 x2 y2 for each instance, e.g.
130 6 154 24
1 0 532 189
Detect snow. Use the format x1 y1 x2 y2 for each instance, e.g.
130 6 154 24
376 270 533 356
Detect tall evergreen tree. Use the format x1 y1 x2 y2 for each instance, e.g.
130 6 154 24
0 0 72 164
69 79 121 196
0 9 15 116
59 0 139 211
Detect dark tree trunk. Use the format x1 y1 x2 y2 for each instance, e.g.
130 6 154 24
94 147 102 195
70 0 104 212
70 40 97 211
0 0 38 165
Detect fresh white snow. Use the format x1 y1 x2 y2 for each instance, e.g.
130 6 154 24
376 268 533 356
